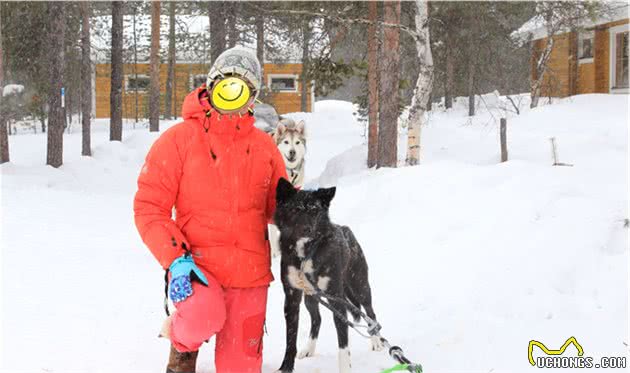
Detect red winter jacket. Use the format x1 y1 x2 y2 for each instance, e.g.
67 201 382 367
133 87 287 288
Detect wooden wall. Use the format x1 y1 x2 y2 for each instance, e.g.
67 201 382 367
263 63 313 114
95 62 312 118
531 18 629 97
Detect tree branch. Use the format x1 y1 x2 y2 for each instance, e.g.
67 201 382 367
248 4 421 43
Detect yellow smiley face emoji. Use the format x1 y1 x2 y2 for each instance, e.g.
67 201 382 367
210 77 251 112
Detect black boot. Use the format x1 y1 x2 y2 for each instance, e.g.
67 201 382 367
166 345 198 373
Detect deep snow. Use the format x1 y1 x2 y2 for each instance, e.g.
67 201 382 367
1 94 628 373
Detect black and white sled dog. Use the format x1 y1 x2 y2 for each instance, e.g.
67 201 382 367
273 178 383 373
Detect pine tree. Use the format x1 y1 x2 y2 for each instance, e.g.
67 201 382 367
81 1 91 156
377 0 401 168
149 0 161 132
164 1 176 120
46 2 65 167
366 1 378 168
0 2 8 164
110 1 123 141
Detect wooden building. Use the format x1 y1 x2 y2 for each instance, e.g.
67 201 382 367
94 62 314 119
523 7 628 97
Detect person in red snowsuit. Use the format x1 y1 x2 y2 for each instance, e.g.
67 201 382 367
134 47 287 373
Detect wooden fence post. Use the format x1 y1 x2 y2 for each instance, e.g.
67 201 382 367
500 118 508 162
550 137 573 167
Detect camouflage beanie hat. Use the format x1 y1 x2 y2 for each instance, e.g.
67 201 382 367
207 47 262 99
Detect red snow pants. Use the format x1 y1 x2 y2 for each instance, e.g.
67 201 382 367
169 268 268 373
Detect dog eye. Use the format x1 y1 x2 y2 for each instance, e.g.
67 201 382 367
284 140 289 144
296 141 300 145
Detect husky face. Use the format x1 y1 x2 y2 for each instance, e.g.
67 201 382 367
274 119 306 169
275 178 336 239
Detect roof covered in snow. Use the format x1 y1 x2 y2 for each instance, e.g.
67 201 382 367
513 2 629 41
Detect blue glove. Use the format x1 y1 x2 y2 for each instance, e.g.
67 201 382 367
168 253 209 303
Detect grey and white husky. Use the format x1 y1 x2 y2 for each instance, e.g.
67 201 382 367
273 118 307 189
273 178 383 373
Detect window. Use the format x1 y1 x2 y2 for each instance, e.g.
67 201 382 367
191 74 207 90
126 75 150 92
268 75 298 92
578 31 594 62
614 31 628 88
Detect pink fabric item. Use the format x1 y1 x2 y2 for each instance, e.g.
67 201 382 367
170 268 268 373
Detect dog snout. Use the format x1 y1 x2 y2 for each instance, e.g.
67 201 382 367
289 149 296 159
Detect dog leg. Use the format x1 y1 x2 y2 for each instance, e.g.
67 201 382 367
298 295 321 359
269 224 281 258
277 286 303 373
331 293 351 373
338 347 351 373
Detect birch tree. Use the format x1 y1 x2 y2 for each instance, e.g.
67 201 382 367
529 2 603 108
405 0 433 166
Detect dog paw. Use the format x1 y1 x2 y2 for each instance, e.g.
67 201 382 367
370 336 384 351
298 338 317 359
297 349 314 359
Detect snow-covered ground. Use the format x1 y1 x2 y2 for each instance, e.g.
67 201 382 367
1 94 628 373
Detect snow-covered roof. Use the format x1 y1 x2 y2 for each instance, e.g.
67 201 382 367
513 2 629 41
91 14 303 64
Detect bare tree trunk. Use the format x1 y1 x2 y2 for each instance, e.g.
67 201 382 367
81 2 91 156
165 1 176 120
377 0 401 169
467 54 475 116
110 1 123 141
133 4 139 123
227 3 238 48
0 3 8 164
530 36 554 108
366 0 379 168
149 1 161 132
405 0 434 166
444 34 454 109
47 2 65 167
300 19 311 112
256 14 264 75
209 2 226 64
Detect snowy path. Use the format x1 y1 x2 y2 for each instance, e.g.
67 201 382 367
2 96 628 373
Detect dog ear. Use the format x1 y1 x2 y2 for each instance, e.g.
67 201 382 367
276 177 297 203
314 186 336 207
276 123 286 135
296 120 306 136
